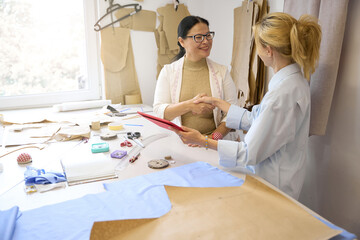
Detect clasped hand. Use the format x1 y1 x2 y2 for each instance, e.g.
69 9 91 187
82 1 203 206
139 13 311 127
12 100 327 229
190 93 214 115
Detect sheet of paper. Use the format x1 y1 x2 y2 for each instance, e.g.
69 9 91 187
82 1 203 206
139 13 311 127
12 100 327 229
91 175 341 240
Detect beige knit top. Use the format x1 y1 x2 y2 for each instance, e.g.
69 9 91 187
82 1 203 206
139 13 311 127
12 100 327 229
179 58 216 135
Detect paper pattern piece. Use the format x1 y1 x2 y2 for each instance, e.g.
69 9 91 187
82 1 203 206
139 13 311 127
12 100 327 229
101 27 142 104
155 4 190 77
100 7 157 105
91 175 340 240
115 9 156 32
231 0 267 109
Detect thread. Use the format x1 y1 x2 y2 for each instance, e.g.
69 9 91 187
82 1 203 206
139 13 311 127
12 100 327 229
91 121 101 130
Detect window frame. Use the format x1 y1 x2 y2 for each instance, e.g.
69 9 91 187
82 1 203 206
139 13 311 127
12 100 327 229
0 0 102 110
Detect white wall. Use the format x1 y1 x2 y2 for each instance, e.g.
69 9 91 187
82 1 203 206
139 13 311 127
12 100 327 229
97 0 359 235
97 0 240 106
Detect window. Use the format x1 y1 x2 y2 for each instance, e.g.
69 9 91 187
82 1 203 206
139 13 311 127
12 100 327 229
0 0 101 110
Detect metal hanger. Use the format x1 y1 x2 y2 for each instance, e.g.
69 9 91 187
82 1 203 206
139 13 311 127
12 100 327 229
173 0 180 11
94 0 142 32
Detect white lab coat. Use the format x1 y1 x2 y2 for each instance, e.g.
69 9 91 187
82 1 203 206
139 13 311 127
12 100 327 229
218 63 310 199
153 57 238 139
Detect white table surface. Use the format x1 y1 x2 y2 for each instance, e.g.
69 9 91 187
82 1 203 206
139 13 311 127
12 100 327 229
0 105 247 211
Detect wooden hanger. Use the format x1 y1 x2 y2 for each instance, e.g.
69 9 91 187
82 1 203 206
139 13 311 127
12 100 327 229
94 0 142 32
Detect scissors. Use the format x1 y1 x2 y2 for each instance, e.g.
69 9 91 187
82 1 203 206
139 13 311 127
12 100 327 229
127 132 144 148
127 132 141 139
120 137 133 147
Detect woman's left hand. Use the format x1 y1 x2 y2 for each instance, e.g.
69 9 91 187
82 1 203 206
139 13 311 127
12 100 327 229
171 126 205 147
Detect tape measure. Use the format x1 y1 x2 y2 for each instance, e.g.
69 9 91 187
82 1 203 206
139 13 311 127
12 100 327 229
108 122 124 131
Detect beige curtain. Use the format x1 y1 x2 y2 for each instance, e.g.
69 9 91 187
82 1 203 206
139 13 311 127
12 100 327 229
284 0 349 136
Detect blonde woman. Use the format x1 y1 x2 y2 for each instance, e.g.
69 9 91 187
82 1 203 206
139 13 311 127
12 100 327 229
172 12 322 199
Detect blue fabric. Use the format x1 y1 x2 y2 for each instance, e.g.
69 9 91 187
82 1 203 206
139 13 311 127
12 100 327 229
24 166 66 186
315 216 357 240
0 206 21 240
12 162 356 240
13 162 244 240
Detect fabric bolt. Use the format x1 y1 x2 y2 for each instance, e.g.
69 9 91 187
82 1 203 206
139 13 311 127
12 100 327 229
218 63 310 200
12 162 244 240
153 56 238 140
284 0 349 135
0 206 21 240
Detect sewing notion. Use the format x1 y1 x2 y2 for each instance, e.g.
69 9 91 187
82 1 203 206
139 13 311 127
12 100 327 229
110 150 127 159
108 122 124 131
100 132 118 140
120 138 132 147
148 159 169 169
17 153 32 164
129 153 140 163
91 143 110 153
127 132 144 148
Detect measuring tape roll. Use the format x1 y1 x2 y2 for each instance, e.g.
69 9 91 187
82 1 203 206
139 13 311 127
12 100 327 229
100 132 117 140
108 122 124 131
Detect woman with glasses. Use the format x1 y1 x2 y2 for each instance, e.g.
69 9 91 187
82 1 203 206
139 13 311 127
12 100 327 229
153 16 238 143
172 12 321 199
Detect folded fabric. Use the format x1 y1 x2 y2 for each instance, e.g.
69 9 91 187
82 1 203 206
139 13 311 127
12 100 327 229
24 166 66 186
0 206 21 240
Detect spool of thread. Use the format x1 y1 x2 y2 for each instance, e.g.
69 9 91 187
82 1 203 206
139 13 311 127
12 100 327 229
108 122 124 131
91 121 101 130
125 94 141 105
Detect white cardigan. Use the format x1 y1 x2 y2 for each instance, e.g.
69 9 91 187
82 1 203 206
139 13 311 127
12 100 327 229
153 57 237 130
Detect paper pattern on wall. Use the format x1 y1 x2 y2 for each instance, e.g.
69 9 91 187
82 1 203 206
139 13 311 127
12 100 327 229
115 9 156 32
231 0 268 109
101 27 142 104
155 4 190 78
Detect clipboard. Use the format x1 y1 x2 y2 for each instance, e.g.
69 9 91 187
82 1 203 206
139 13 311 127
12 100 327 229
137 112 184 132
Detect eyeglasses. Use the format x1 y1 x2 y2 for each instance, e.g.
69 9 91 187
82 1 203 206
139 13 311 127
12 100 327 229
185 31 215 43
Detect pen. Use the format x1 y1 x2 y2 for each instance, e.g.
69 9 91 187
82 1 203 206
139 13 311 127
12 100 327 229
124 124 143 127
119 108 131 112
129 152 140 163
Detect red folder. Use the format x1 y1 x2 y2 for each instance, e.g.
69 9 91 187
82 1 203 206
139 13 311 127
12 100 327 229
137 111 185 132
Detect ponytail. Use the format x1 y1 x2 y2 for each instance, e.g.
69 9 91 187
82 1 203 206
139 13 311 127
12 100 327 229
254 12 322 81
173 41 186 62
290 15 321 80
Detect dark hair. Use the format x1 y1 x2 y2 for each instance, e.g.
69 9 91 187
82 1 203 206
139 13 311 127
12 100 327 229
172 16 209 62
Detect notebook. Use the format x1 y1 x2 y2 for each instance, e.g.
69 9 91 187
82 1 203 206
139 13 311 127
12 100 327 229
60 143 119 186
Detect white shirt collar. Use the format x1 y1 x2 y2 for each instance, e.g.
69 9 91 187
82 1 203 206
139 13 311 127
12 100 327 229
268 63 301 91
